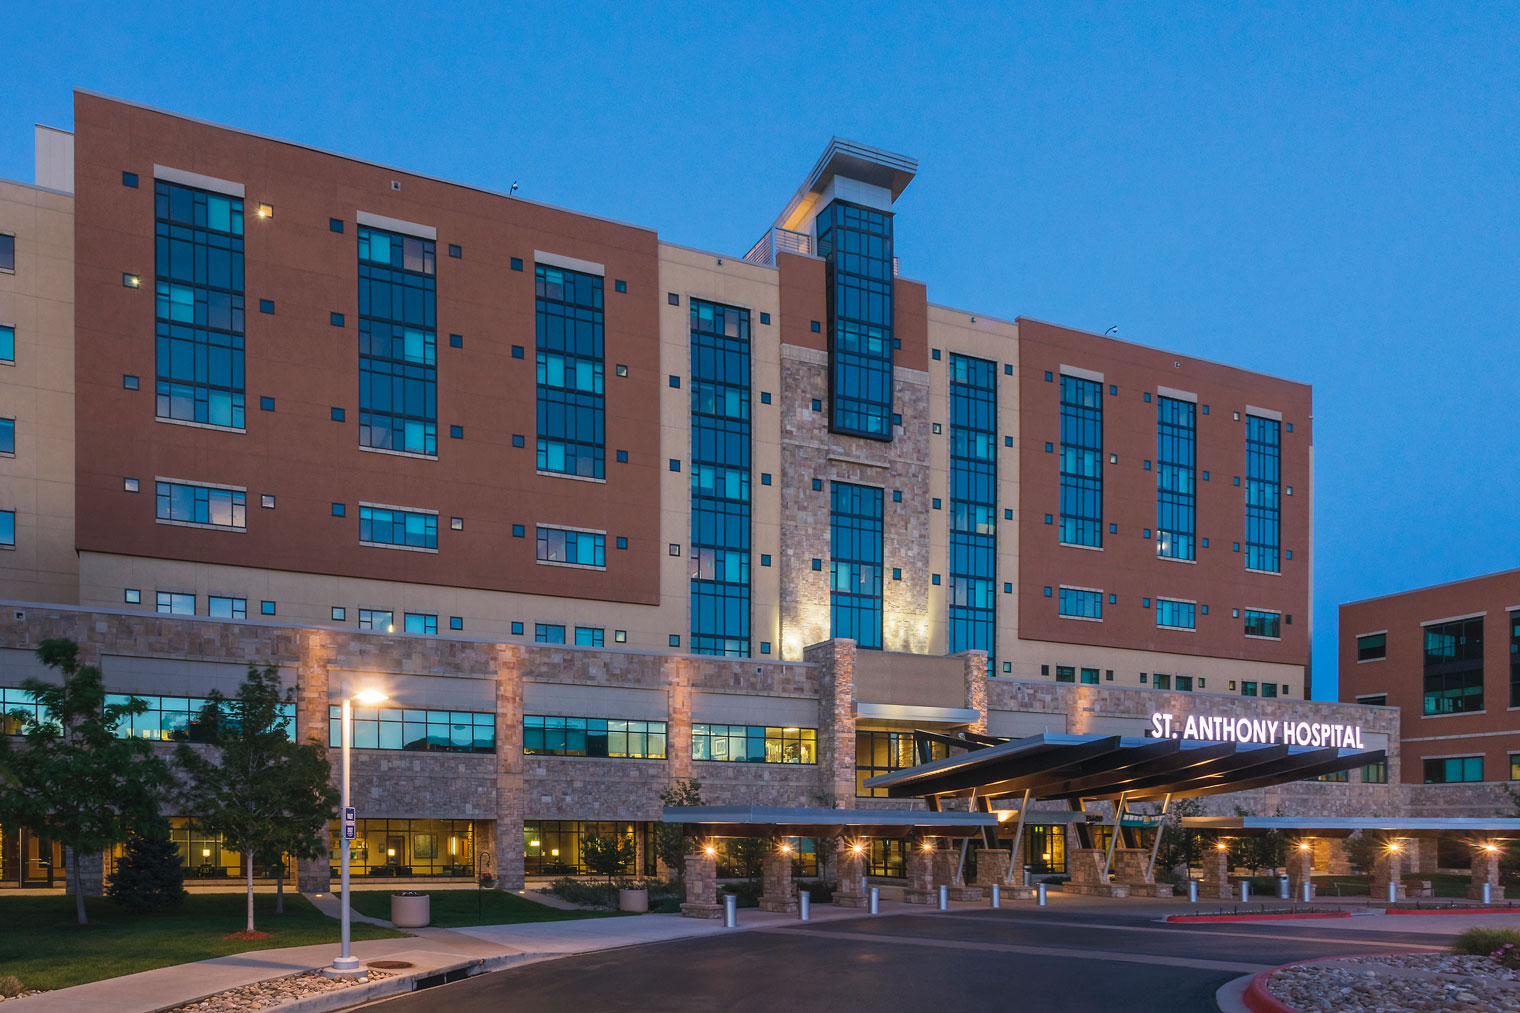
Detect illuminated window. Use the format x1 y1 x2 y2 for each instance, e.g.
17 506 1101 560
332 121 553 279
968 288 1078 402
536 265 604 478
692 723 816 764
523 715 666 758
358 226 436 455
816 201 894 439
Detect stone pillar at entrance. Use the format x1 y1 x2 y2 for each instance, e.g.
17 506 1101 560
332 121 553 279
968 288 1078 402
931 849 982 901
1370 845 1407 902
835 847 868 908
903 846 936 904
1470 847 1505 901
758 848 799 914
1287 844 1314 899
1200 846 1233 900
1111 849 1172 897
680 853 722 919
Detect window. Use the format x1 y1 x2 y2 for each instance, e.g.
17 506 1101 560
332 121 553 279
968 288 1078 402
1174 675 1194 692
1055 665 1075 683
112 694 294 742
523 715 665 758
948 354 997 673
207 595 246 619
574 626 603 647
0 417 13 454
1024 824 1067 875
536 265 605 478
0 232 13 271
1245 415 1281 572
330 705 494 753
1424 617 1484 714
856 730 949 797
1080 667 1100 685
0 510 10 547
156 591 195 615
1316 770 1349 783
1362 760 1388 784
358 609 394 632
1244 609 1281 639
1357 694 1387 707
524 820 642 877
1424 756 1483 783
1261 682 1279 698
1357 632 1387 661
1058 587 1103 621
689 299 751 657
536 526 606 567
1156 599 1196 630
153 181 246 429
1156 397 1195 560
404 612 437 635
1153 673 1171 690
359 504 437 550
358 227 436 455
0 324 13 362
815 201 894 439
1059 375 1103 546
260 600 275 616
156 480 246 529
830 482 883 649
1241 681 1258 697
692 723 816 764
535 623 566 644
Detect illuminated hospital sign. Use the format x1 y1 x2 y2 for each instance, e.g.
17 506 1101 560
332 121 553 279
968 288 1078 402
1149 711 1365 750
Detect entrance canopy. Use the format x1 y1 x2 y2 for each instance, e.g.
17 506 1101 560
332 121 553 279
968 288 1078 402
1184 816 1520 839
661 805 996 839
862 732 1384 802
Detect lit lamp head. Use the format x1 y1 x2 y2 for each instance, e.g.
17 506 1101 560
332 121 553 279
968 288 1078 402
778 842 792 854
921 841 934 852
1481 842 1500 854
703 843 717 857
1298 842 1312 852
1216 841 1229 852
1385 840 1403 853
202 848 211 858
850 842 864 854
354 688 388 705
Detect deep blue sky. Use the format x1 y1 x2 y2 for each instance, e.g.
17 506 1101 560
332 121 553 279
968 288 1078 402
4 4 1517 699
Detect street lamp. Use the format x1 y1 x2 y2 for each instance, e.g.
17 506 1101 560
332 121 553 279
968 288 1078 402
328 687 387 977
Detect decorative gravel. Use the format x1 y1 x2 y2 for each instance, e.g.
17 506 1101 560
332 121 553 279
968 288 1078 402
1266 953 1520 1012
165 968 392 1012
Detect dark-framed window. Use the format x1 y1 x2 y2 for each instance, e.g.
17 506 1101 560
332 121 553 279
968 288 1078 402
535 623 566 644
692 723 816 764
830 482 883 649
358 226 437 455
1025 824 1067 874
574 626 603 646
1510 613 1520 708
208 595 246 619
330 705 493 753
1156 396 1195 560
856 730 950 797
1362 760 1388 784
1423 755 1482 783
536 265 605 478
153 180 246 428
536 526 605 567
689 299 751 657
358 504 436 549
1059 375 1102 546
1156 599 1196 630
1058 587 1103 620
523 715 666 758
1245 415 1281 572
816 200 894 439
524 821 645 877
1357 632 1387 661
109 693 294 742
403 612 437 635
156 480 246 529
0 232 13 271
1055 665 1075 683
1244 609 1281 639
948 354 997 673
1424 617 1483 715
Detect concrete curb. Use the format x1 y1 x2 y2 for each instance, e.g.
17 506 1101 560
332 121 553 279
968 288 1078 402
1168 911 1351 923
1214 972 1254 1013
1383 905 1519 916
148 954 541 1013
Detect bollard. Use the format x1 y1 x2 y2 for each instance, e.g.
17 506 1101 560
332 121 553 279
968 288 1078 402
1240 880 1250 903
1301 881 1311 904
869 886 880 915
1387 880 1397 904
1484 882 1493 905
1023 865 1032 887
991 884 1000 908
1278 875 1290 900
799 889 811 921
1037 882 1047 906
723 893 737 928
938 884 949 910
1188 880 1198 904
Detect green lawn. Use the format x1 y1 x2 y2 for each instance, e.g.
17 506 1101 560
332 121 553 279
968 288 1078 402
0 892 408 993
344 888 631 928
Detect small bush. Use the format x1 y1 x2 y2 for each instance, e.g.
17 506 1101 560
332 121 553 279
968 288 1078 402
722 881 763 908
651 896 681 914
1453 926 1520 963
547 877 618 908
800 881 835 904
0 975 23 998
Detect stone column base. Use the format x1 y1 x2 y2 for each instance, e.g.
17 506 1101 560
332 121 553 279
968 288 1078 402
903 889 936 905
758 896 800 914
682 902 725 919
1062 882 1131 898
1469 883 1506 901
946 886 983 901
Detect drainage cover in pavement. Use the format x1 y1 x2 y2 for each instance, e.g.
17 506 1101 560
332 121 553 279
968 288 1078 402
368 960 416 969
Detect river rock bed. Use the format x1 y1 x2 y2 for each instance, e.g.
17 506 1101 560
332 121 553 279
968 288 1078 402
166 968 392 1012
1266 953 1520 1012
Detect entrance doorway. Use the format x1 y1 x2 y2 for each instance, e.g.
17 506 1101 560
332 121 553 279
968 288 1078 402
1 826 63 888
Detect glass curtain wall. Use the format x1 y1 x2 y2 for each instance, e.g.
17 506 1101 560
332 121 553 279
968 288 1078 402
948 354 997 673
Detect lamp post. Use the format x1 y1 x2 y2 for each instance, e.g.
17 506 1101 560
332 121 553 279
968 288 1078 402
329 688 387 977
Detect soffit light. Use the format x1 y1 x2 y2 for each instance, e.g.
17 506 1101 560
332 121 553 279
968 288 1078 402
354 688 388 705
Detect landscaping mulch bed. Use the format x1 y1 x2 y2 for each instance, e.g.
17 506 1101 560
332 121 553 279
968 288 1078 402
165 967 392 1012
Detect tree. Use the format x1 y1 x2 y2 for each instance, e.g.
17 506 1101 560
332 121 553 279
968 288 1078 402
1154 797 1206 877
1227 806 1287 876
653 778 704 892
729 837 768 881
580 832 636 888
0 639 168 925
174 666 338 933
1344 831 1381 876
107 815 187 914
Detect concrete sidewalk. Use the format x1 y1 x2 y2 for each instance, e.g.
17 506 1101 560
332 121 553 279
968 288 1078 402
3 894 969 1013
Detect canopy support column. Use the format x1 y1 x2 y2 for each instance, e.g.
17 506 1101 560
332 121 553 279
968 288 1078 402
1146 793 1171 879
1006 788 1031 884
1102 792 1127 881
